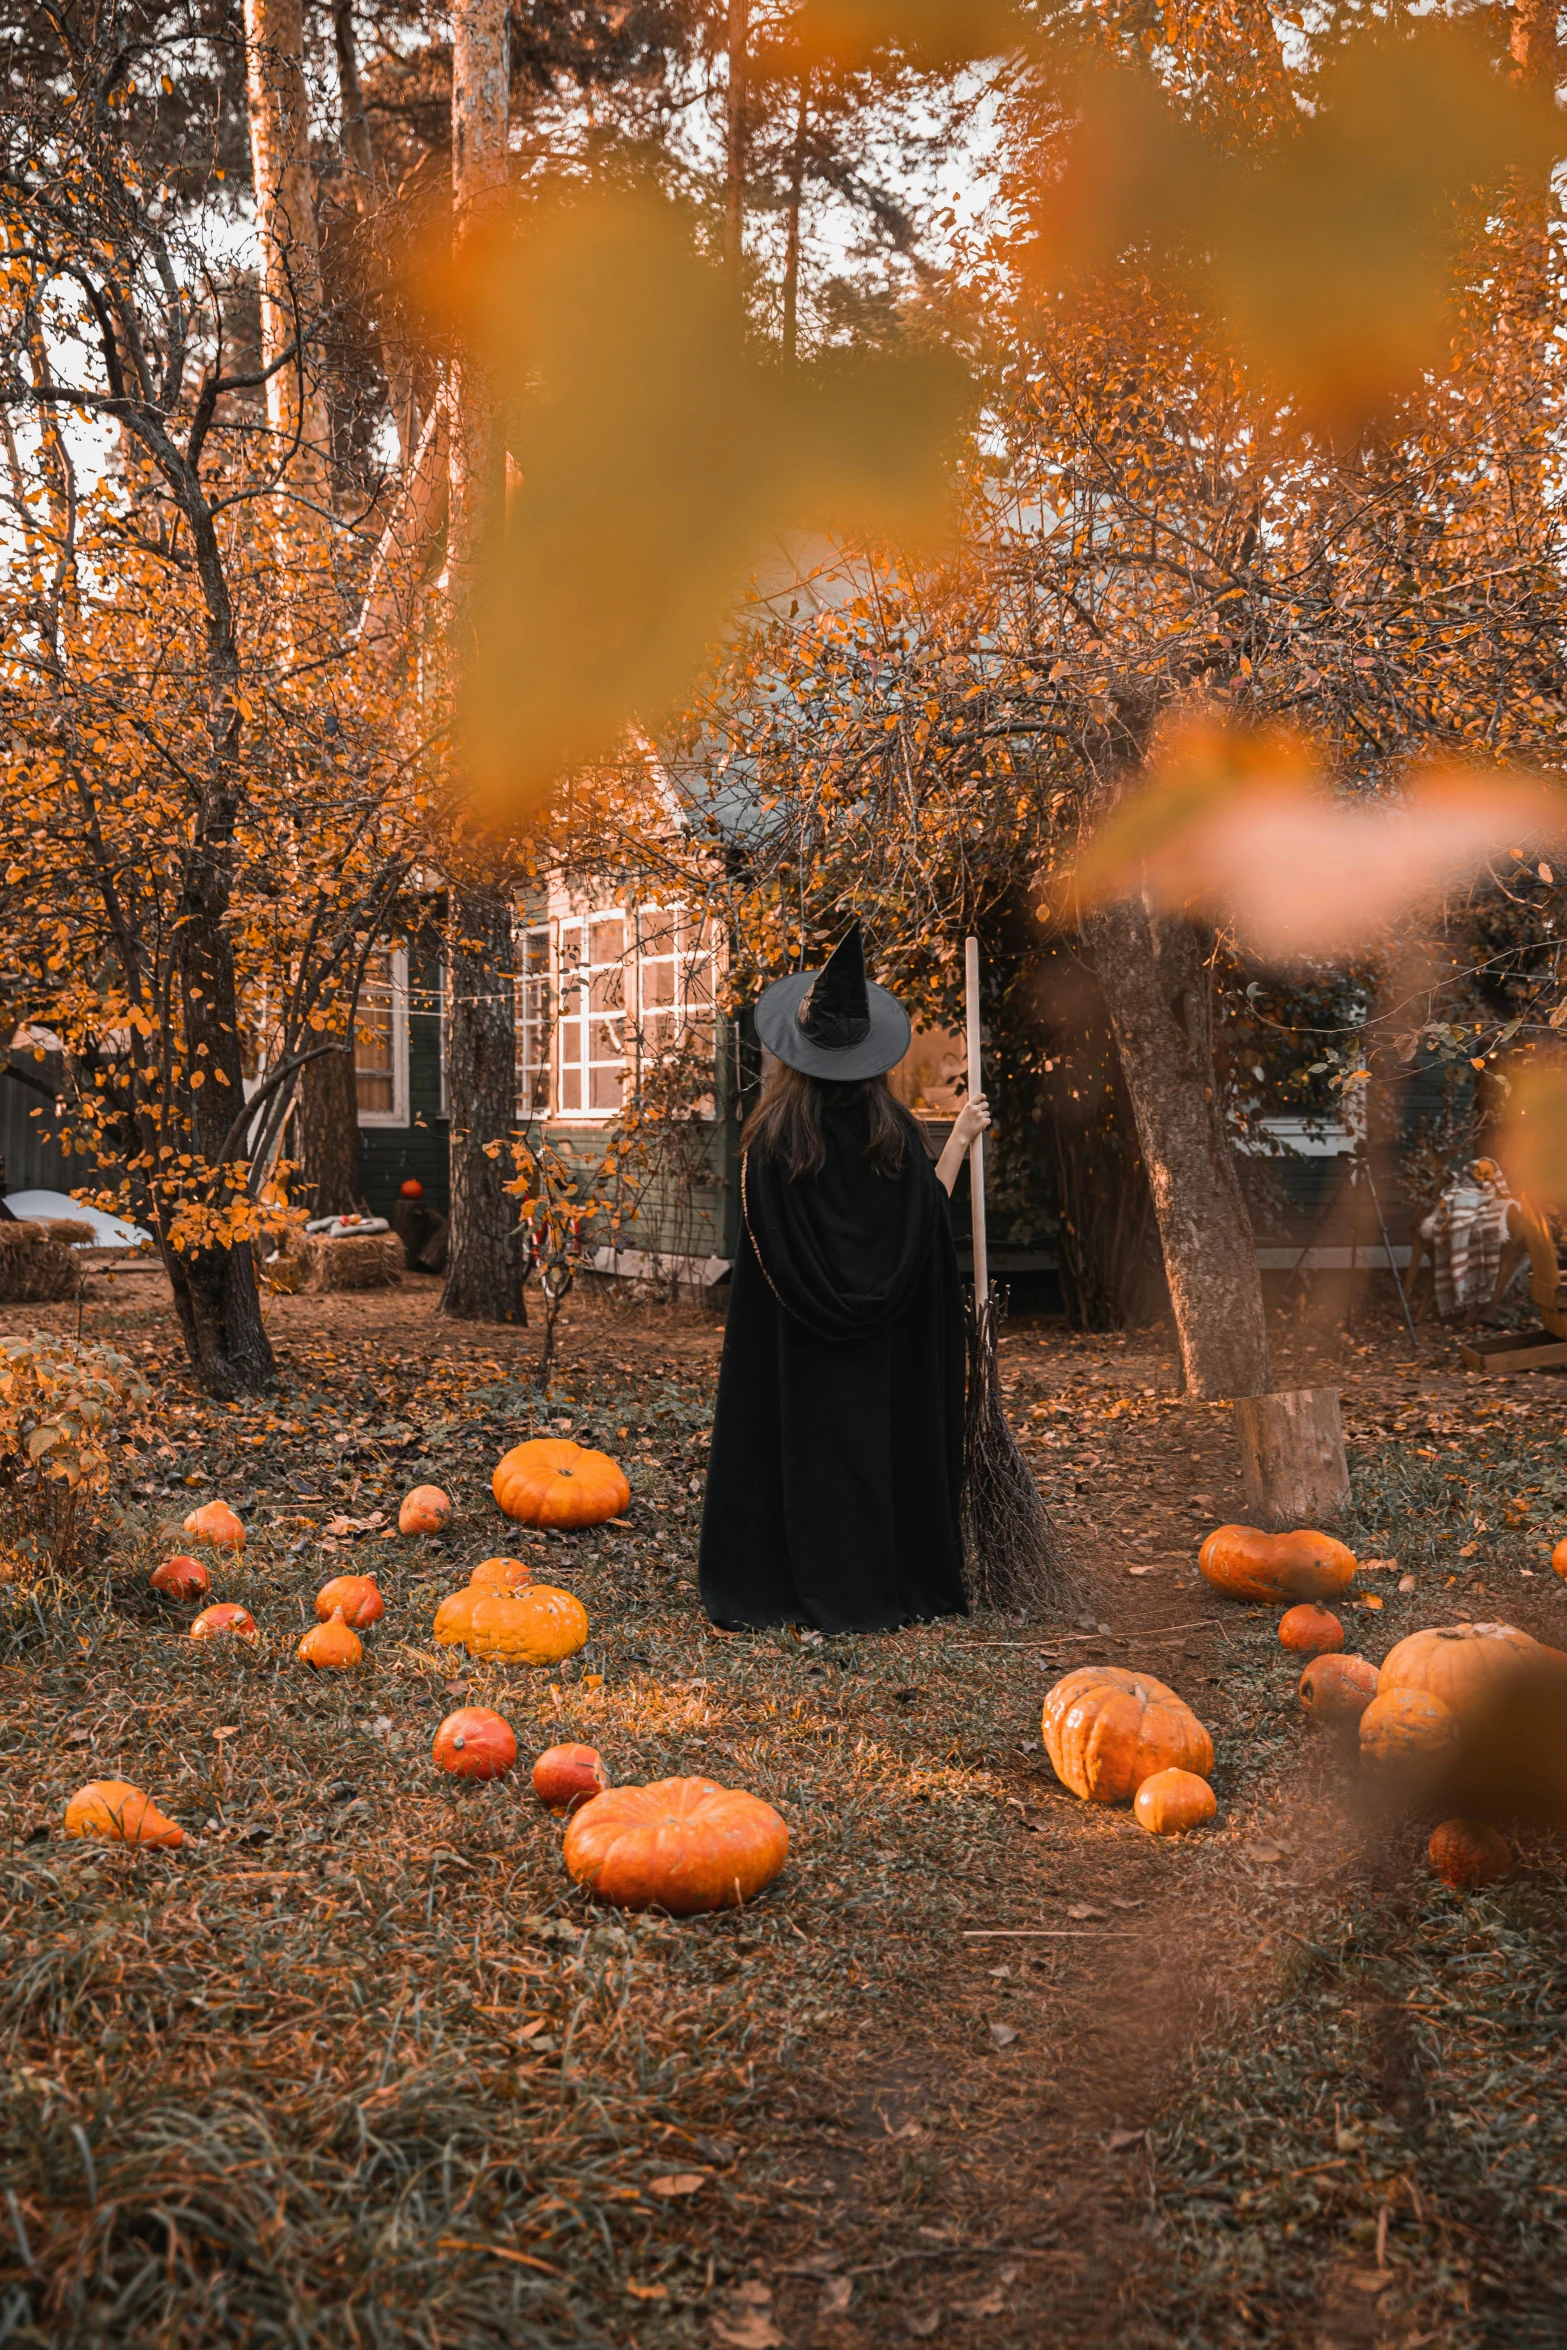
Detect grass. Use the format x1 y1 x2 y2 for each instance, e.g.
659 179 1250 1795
0 1287 1564 2346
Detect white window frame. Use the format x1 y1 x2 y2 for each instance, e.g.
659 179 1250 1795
547 903 717 1123
515 922 552 1119
355 945 410 1129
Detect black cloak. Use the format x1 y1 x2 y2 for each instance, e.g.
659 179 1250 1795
698 1092 969 1634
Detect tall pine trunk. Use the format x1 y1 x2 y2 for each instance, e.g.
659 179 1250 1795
441 0 525 1324
1086 893 1271 1399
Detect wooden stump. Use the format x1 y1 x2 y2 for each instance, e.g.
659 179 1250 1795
1233 1387 1350 1529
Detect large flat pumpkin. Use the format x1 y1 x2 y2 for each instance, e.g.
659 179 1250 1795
1042 1666 1212 1805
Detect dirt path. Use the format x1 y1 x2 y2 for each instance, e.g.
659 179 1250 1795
1 1275 1564 2346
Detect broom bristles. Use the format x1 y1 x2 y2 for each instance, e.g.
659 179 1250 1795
962 1284 1079 1617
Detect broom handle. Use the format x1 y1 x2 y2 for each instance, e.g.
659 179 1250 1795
964 934 988 1297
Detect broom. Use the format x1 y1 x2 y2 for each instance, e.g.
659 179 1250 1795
960 934 1078 1616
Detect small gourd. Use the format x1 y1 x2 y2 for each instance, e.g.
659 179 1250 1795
190 1602 258 1643
150 1554 210 1602
65 1780 184 1848
433 1707 518 1780
1278 1604 1343 1656
1298 1651 1378 1725
468 1555 534 1594
298 1607 362 1671
399 1486 452 1536
1428 1818 1512 1890
315 1573 384 1628
183 1499 245 1550
1133 1767 1216 1835
533 1742 610 1816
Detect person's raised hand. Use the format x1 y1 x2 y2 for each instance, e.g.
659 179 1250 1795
952 1094 991 1151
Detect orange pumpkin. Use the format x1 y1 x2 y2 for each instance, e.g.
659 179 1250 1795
1278 1603 1344 1656
1428 1817 1513 1891
1377 1622 1539 1720
298 1608 362 1671
190 1602 258 1642
1042 1666 1212 1805
433 1707 518 1780
1299 1652 1379 1725
315 1573 384 1628
183 1499 245 1550
65 1780 184 1848
399 1485 452 1536
1198 1524 1356 1604
1133 1767 1217 1836
468 1555 535 1594
465 1586 589 1667
533 1742 610 1816
150 1554 210 1602
563 1776 788 1914
492 1439 630 1531
1551 1537 1567 1583
1359 1687 1460 1771
433 1588 481 1647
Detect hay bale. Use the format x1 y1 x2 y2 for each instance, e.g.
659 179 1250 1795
0 1221 78 1303
296 1230 403 1294
41 1219 96 1247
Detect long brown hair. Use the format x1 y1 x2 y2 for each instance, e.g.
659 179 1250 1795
741 1060 922 1180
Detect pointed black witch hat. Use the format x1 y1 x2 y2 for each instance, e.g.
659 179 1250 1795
752 920 911 1081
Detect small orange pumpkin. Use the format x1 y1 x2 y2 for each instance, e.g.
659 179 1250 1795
1278 1603 1344 1656
1133 1767 1217 1835
1551 1537 1567 1582
150 1554 210 1602
468 1555 535 1594
399 1485 452 1536
434 1707 518 1780
1377 1622 1539 1720
465 1586 589 1667
1359 1687 1460 1771
563 1776 788 1914
1299 1652 1379 1725
1042 1666 1212 1805
533 1742 610 1816
298 1608 362 1671
183 1499 245 1550
190 1602 258 1643
1428 1817 1513 1891
1198 1524 1356 1605
315 1573 384 1628
492 1439 630 1531
65 1779 184 1848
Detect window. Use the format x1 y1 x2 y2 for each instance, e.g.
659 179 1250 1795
355 947 409 1126
558 912 628 1114
516 924 551 1117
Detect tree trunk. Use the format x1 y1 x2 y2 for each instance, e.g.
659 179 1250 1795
244 0 331 487
1085 893 1270 1399
440 884 525 1321
298 1046 364 1217
724 0 749 283
1233 1387 1351 1528
781 76 807 358
441 0 523 1325
169 899 276 1396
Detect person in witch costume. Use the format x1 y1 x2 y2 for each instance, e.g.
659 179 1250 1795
699 924 990 1634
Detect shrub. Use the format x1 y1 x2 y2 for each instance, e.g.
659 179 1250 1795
0 1333 150 1575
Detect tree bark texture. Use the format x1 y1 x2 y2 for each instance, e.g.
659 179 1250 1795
1233 1387 1351 1528
440 886 525 1321
244 0 331 486
1086 893 1271 1399
724 0 749 282
440 0 522 1323
298 1046 364 1216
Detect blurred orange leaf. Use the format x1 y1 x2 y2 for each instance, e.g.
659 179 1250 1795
1069 718 1567 965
